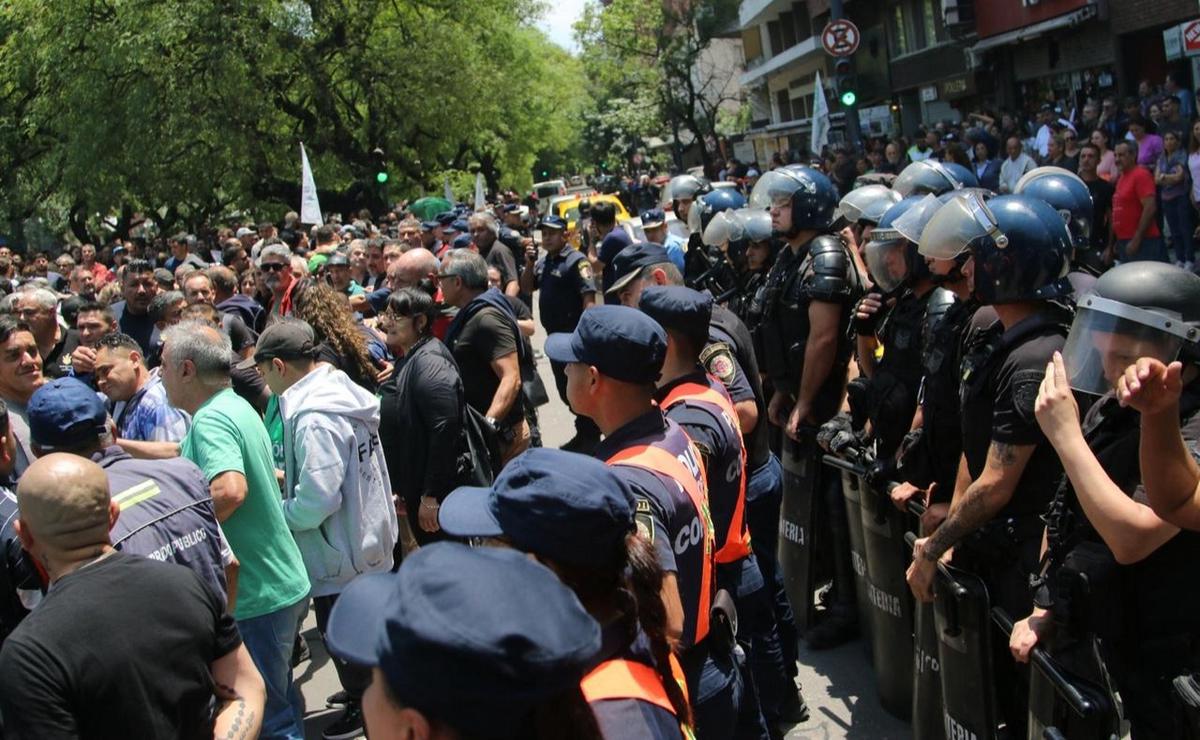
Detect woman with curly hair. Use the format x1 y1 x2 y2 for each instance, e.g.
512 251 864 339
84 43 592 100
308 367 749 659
291 278 381 391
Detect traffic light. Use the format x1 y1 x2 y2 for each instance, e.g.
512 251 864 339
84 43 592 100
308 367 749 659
834 58 857 107
371 147 388 184
540 169 549 178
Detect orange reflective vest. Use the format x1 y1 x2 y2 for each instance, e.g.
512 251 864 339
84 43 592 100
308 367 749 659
582 654 694 739
608 443 714 644
660 380 753 564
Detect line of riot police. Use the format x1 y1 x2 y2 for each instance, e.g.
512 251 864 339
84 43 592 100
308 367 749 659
660 159 1200 740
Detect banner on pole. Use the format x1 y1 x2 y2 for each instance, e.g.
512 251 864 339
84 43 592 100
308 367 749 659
811 70 830 156
300 143 323 225
474 173 486 211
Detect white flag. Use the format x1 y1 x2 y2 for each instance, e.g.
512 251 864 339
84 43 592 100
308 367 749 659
444 177 454 203
811 70 830 157
474 172 486 211
300 143 323 225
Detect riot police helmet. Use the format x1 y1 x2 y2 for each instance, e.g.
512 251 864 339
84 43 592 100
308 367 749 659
893 159 966 197
748 165 838 237
920 193 1071 304
1013 167 1094 251
688 188 747 236
836 184 902 226
1062 262 1200 395
662 174 710 209
863 195 933 295
940 161 980 189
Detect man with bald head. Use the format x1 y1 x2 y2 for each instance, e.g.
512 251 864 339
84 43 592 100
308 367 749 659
350 246 441 318
0 454 265 739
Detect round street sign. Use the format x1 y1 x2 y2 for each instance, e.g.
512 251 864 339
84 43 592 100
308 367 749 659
821 19 861 57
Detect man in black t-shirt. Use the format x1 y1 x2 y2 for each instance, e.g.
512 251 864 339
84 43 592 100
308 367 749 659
1079 143 1114 257
0 454 264 739
110 260 160 355
439 250 528 464
467 212 520 297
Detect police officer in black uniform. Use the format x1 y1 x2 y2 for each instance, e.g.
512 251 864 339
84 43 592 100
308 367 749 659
1012 261 1200 739
907 192 1076 736
520 214 600 452
749 165 862 640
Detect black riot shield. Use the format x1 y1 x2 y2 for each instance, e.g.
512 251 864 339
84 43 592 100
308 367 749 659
779 434 820 631
1173 674 1200 739
907 524 945 740
859 477 915 719
990 610 1122 740
933 562 999 740
841 469 873 657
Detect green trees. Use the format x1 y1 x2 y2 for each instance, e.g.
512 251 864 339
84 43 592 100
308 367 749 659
0 0 586 244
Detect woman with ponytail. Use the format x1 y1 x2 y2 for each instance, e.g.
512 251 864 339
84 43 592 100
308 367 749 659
439 447 692 739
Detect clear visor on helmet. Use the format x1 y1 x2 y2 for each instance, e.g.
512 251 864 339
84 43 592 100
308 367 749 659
1062 295 1193 396
893 160 960 198
749 170 801 211
737 209 774 242
918 192 1000 260
838 185 899 225
864 237 910 294
687 202 702 235
891 194 944 244
702 211 739 248
663 175 705 207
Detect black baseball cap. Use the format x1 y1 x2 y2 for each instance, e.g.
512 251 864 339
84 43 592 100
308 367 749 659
236 320 317 369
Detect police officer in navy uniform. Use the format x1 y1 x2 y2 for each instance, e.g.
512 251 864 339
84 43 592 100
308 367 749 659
1012 262 1200 739
519 214 600 452
545 306 737 740
749 165 863 642
438 448 690 739
640 286 798 738
908 192 1076 735
609 242 805 717
325 543 605 740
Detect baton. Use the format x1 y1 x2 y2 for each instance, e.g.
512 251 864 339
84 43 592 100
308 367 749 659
991 607 1096 718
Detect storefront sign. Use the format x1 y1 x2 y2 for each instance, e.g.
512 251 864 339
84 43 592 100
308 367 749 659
920 85 938 102
1166 24 1184 60
1183 19 1200 56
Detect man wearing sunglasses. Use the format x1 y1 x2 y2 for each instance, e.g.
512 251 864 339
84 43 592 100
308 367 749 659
259 245 298 320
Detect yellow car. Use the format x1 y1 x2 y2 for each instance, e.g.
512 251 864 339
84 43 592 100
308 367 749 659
553 193 633 248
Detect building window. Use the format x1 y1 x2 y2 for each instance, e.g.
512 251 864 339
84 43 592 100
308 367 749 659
767 20 783 56
922 0 940 47
891 4 909 56
792 2 811 42
779 11 798 49
776 89 793 122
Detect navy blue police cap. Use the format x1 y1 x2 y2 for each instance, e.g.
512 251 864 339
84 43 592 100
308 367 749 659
545 305 667 384
452 234 473 250
539 215 567 231
435 212 457 226
438 448 636 569
638 285 712 348
606 242 670 295
419 220 437 232
27 377 107 449
325 543 600 738
640 208 667 228
451 219 470 234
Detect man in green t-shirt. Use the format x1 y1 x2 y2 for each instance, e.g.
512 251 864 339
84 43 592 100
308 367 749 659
161 321 309 740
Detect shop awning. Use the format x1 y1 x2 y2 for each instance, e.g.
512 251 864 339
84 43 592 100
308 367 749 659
970 4 1098 55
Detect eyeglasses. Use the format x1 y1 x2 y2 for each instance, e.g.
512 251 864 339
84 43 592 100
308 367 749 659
260 262 287 272
435 272 460 281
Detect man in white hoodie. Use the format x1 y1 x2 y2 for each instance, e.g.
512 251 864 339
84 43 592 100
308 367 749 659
241 319 398 740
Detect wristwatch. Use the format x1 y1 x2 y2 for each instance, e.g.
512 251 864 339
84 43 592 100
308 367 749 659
484 415 499 431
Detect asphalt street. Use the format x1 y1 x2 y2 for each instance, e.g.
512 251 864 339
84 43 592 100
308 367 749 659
299 315 912 739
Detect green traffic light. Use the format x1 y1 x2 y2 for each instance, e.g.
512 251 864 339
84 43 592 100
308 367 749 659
376 171 389 183
840 90 857 106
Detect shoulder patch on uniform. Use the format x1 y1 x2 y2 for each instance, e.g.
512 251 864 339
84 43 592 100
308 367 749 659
634 498 654 543
700 341 736 383
1011 368 1044 423
577 259 593 281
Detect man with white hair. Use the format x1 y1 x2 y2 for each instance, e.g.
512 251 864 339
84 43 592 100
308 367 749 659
259 244 299 319
13 288 80 379
467 212 519 296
